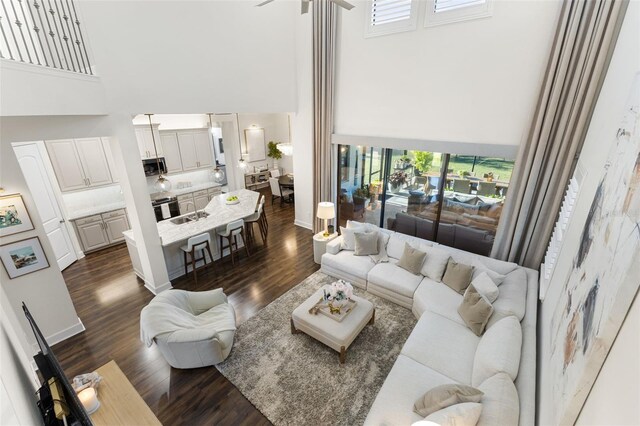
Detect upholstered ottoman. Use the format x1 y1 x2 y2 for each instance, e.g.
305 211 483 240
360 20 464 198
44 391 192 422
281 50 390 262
291 285 375 363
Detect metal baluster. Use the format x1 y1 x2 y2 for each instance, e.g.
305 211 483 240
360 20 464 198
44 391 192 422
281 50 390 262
63 0 82 71
0 15 15 60
43 0 62 68
25 0 47 66
69 0 90 74
33 0 55 68
18 0 40 64
47 0 68 70
2 0 23 61
53 0 74 71
9 0 32 63
58 0 79 72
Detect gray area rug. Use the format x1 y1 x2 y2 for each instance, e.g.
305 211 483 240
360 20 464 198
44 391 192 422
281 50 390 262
216 271 417 425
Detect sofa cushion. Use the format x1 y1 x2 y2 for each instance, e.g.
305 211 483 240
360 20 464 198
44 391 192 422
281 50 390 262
471 256 519 277
486 268 528 329
477 373 520 426
354 231 379 256
471 259 506 285
472 316 522 387
458 285 494 336
367 261 423 298
469 272 500 303
413 384 484 417
340 225 363 250
387 233 426 259
413 278 466 325
321 250 376 281
397 242 427 275
442 259 474 294
424 402 483 426
401 311 479 384
363 355 458 426
420 245 451 282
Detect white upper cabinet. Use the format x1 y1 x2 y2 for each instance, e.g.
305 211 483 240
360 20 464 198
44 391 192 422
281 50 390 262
177 130 214 171
46 139 87 191
101 137 120 183
75 138 113 187
135 125 163 159
193 131 214 168
46 138 114 192
159 132 183 174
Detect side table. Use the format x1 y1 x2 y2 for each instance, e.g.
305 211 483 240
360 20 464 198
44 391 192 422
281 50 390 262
313 232 338 264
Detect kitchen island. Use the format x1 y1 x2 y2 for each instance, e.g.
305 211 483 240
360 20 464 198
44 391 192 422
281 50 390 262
123 189 260 281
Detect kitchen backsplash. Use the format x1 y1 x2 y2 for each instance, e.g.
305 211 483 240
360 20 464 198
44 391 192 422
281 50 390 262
62 185 124 213
146 169 214 194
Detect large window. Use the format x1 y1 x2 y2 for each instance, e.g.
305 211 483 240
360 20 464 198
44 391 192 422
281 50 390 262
337 145 514 256
365 0 419 38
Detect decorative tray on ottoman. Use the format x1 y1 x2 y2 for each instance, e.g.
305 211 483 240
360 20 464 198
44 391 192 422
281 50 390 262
309 298 357 323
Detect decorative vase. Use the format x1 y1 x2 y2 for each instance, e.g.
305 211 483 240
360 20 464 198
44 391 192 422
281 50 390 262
272 159 279 171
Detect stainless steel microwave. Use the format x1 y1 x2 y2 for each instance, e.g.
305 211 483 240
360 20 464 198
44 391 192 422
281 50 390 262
143 157 167 177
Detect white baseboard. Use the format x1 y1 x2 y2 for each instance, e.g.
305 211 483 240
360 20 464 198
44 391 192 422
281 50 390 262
40 317 86 349
294 219 313 230
144 280 173 295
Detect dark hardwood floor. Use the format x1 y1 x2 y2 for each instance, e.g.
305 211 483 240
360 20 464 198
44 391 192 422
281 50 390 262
53 193 318 425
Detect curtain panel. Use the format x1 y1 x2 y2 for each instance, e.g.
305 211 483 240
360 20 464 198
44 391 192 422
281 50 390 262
312 0 337 233
491 0 629 269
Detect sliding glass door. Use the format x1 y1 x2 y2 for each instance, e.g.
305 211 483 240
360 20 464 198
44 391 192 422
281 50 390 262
336 145 515 256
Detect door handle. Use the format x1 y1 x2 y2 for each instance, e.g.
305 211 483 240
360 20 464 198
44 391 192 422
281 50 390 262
59 219 65 224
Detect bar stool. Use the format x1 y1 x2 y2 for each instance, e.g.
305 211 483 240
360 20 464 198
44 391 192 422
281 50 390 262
244 196 267 247
180 233 213 285
216 219 250 265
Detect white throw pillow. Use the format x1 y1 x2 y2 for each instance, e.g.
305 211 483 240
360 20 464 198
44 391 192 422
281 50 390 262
420 245 451 282
414 402 483 426
467 272 500 303
340 224 365 250
471 259 506 285
477 373 520 426
472 316 522 387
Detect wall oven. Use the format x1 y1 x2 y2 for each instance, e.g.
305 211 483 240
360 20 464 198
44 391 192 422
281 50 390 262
152 196 180 222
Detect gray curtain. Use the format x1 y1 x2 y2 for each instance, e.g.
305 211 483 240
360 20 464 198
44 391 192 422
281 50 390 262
491 0 629 269
312 0 337 233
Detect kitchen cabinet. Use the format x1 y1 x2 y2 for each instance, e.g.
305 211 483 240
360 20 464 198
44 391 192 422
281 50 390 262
193 190 209 211
73 209 130 253
207 187 222 201
46 138 114 192
177 130 214 171
159 132 183 174
177 193 196 215
135 125 163 159
102 138 119 183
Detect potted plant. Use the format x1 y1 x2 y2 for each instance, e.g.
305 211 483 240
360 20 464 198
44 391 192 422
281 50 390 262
389 171 407 193
267 141 283 170
459 170 471 178
484 172 494 182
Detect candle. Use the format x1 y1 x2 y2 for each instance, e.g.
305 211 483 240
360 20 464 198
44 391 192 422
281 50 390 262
77 387 100 414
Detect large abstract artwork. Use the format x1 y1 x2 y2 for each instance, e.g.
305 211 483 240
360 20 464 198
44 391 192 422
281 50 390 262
548 75 640 425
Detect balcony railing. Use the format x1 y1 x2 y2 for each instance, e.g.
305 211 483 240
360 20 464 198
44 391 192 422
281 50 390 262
0 0 93 74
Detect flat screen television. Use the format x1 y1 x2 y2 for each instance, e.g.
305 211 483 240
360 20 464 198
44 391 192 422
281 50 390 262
22 302 93 426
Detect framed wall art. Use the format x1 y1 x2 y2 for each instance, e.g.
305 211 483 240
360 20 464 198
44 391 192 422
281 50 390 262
0 194 34 237
0 237 50 279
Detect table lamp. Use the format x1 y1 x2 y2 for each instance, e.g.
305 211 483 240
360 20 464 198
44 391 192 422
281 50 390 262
316 202 335 237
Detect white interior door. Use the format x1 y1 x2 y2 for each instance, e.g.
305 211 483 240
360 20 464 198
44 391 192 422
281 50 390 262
14 143 77 271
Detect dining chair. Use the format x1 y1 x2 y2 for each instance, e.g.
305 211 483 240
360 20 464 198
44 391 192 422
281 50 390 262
180 233 214 285
270 169 281 178
216 219 250 265
452 179 471 194
269 177 294 206
477 181 497 197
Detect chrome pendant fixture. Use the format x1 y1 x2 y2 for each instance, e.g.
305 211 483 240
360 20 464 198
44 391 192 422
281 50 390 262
147 114 172 192
207 113 226 183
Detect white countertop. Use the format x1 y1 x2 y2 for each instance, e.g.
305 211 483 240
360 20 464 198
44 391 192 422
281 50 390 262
123 189 260 247
67 202 127 220
150 182 222 200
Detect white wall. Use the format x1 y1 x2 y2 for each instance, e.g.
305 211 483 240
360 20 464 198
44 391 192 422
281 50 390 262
238 113 294 174
0 60 108 116
334 0 561 147
538 2 640 424
78 1 298 114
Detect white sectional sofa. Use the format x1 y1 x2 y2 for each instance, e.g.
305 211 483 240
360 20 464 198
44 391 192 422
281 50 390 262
320 225 538 426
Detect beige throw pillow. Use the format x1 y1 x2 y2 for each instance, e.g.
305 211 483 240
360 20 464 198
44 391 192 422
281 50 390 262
396 242 427 275
442 259 474 294
458 284 494 336
423 402 483 426
354 231 379 256
413 384 484 417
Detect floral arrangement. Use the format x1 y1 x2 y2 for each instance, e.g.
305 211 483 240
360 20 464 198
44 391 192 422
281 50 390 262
389 171 407 187
323 280 354 305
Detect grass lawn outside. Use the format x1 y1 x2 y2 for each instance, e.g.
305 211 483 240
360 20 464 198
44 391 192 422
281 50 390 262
447 155 515 182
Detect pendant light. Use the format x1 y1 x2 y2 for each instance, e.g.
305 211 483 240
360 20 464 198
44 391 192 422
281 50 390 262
207 113 226 183
236 113 248 170
146 114 172 192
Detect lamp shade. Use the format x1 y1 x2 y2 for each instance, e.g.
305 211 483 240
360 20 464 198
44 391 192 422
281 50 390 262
316 202 335 220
